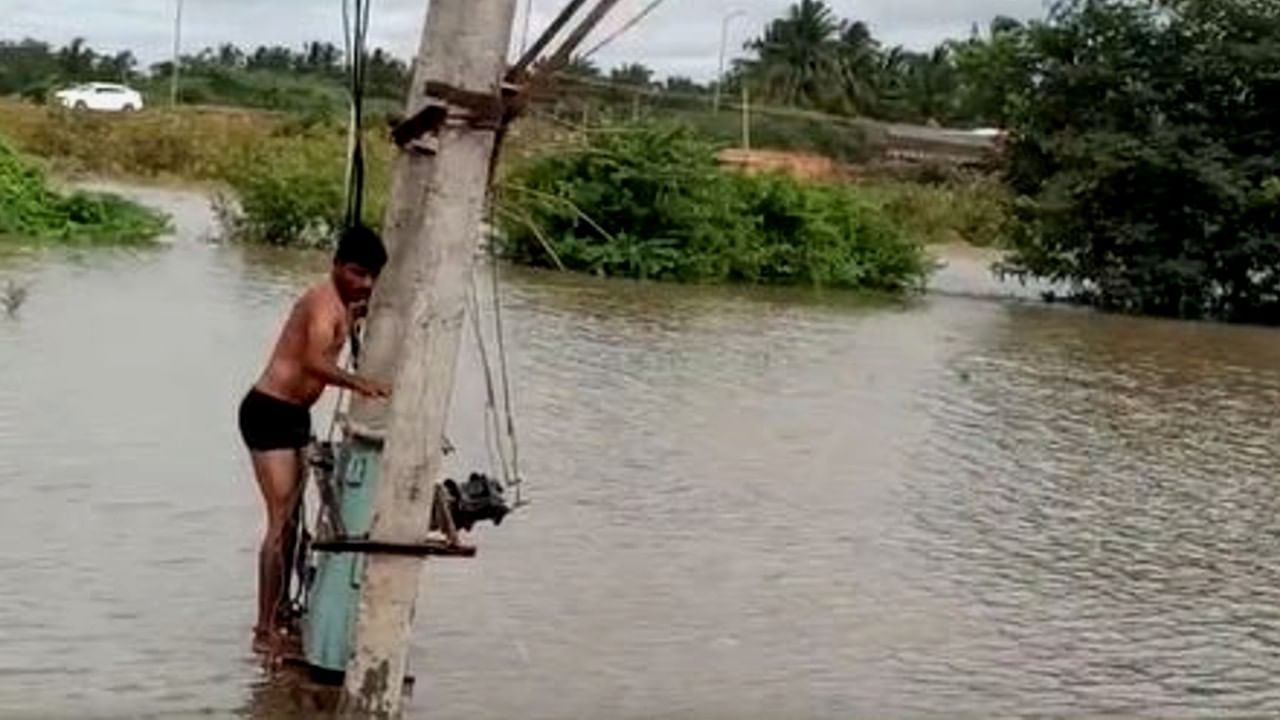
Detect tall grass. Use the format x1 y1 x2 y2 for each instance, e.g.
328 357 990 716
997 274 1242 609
853 174 1011 247
0 99 274 180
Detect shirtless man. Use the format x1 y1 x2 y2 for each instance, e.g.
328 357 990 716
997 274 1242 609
237 224 391 653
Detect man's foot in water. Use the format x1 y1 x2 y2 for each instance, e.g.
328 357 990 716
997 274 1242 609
254 623 303 660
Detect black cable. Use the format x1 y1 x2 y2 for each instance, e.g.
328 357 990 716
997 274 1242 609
343 0 372 230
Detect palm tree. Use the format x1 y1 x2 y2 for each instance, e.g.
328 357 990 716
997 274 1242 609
301 42 342 74
248 45 293 72
56 38 96 80
665 76 704 94
563 56 602 79
95 51 137 82
610 63 655 88
741 0 843 108
834 20 883 115
216 43 245 68
880 46 958 124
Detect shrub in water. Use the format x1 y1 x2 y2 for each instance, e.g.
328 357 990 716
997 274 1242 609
499 120 928 291
216 124 390 247
0 138 168 244
217 136 344 247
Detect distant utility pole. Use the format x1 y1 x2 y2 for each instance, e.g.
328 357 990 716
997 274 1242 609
338 0 520 717
170 0 184 107
713 9 746 113
741 83 751 150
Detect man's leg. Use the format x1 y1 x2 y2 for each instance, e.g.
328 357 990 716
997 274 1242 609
278 478 307 632
249 448 303 652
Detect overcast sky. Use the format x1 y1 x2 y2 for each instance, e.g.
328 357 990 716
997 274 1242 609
4 0 1050 80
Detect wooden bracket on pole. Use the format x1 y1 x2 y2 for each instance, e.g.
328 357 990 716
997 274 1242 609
391 81 525 155
310 539 476 559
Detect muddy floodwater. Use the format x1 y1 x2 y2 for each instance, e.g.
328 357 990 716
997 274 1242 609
2 185 1280 719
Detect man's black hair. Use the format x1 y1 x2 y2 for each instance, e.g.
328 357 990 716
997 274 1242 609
334 224 388 273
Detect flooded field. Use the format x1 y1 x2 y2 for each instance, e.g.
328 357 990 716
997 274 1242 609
2 186 1280 719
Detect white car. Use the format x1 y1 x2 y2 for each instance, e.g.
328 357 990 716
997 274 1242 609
54 83 145 112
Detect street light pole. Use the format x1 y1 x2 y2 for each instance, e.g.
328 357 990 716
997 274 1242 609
713 9 746 113
170 0 184 107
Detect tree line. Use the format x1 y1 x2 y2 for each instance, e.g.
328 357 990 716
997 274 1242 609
731 0 1022 127
551 1 1028 129
2 2 1022 129
0 37 411 111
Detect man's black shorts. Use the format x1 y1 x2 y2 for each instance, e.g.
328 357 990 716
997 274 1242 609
238 388 311 452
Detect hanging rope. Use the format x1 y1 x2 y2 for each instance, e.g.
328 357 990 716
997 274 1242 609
488 238 524 506
465 196 526 509
466 281 510 482
467 263 526 508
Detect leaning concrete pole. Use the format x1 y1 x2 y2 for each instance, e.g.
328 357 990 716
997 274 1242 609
340 0 520 716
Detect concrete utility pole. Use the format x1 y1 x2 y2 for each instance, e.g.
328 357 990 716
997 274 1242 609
339 0 520 716
170 0 184 107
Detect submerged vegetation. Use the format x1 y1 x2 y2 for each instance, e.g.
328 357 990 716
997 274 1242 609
0 138 167 245
0 102 977 274
499 122 928 291
214 126 390 247
0 101 387 247
6 0 1277 320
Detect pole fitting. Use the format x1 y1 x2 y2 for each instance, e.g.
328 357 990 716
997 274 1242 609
391 80 525 153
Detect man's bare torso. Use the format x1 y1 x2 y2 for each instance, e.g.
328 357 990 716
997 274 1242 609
255 280 348 408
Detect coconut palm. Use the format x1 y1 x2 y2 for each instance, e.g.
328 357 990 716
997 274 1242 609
741 0 843 108
833 20 884 115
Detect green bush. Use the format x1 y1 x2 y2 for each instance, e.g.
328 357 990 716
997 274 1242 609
499 120 928 291
1000 0 1280 323
0 138 168 244
216 134 344 247
216 125 390 247
0 101 396 248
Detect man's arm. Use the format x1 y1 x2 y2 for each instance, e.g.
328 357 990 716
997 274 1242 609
302 303 390 398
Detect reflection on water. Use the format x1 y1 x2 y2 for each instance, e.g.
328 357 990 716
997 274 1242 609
1 187 1280 719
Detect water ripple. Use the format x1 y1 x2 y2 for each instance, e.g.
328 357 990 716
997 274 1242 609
3 193 1280 718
